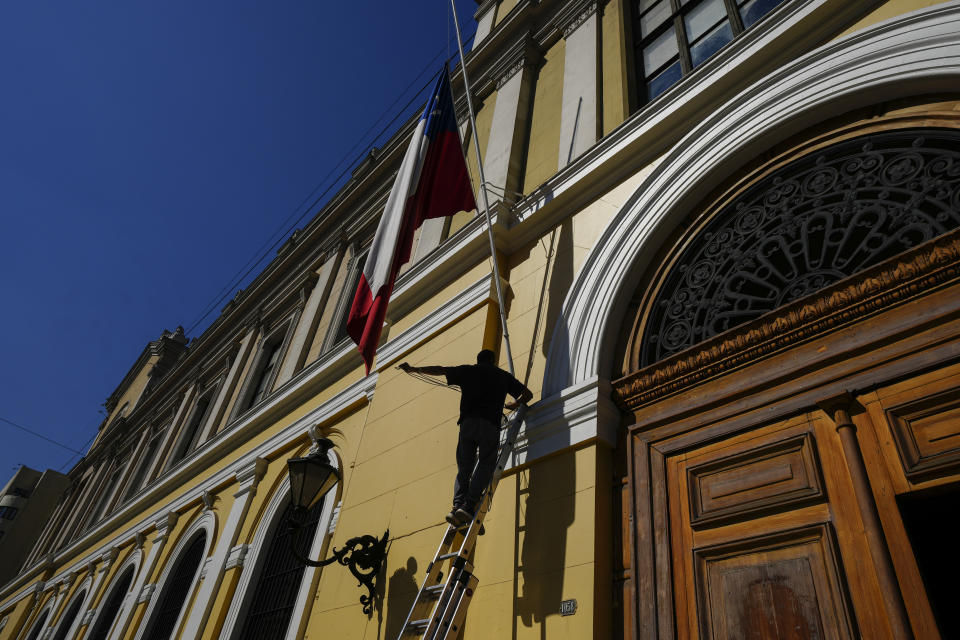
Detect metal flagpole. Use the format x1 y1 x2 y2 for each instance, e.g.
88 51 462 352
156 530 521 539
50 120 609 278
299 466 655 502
449 0 516 377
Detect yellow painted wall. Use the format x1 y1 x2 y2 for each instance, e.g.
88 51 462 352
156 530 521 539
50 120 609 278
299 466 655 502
839 0 949 37
495 0 519 27
455 94 496 238
602 0 630 135
521 40 564 194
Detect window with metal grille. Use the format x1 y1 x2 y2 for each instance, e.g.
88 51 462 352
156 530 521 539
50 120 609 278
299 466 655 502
235 496 327 639
86 566 135 640
143 532 206 640
0 506 17 520
632 0 786 105
23 609 49 640
50 590 86 640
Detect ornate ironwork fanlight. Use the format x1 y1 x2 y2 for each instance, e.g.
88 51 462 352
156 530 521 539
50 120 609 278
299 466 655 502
641 128 960 366
286 438 388 615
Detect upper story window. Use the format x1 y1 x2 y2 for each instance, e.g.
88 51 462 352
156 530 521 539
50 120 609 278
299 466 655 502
168 386 217 468
123 424 166 502
237 321 292 415
633 0 785 103
322 249 367 352
0 506 18 520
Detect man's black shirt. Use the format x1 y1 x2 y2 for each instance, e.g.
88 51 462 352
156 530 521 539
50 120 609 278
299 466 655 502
445 363 526 425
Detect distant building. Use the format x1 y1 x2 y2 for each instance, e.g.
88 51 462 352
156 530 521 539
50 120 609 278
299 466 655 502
2 0 960 638
0 467 69 587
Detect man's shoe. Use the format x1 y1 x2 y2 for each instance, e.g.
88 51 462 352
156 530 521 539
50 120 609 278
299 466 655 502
445 509 464 527
455 507 475 524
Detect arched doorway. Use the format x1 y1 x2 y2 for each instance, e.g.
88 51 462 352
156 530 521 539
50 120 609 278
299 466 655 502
610 108 960 639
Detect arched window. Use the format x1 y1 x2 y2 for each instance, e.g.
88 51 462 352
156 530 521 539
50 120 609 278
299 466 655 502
235 495 328 639
638 128 960 366
86 565 135 640
142 532 206 640
22 608 50 640
50 589 86 640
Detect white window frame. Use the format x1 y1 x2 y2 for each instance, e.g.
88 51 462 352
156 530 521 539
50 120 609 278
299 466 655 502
133 511 215 640
218 449 340 640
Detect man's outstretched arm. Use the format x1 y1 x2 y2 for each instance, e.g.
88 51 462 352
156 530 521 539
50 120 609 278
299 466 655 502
399 362 447 376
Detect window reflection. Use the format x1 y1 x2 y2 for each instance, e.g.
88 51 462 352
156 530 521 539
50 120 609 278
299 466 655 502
633 0 786 106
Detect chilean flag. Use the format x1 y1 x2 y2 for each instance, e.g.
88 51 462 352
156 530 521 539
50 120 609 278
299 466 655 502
347 69 477 373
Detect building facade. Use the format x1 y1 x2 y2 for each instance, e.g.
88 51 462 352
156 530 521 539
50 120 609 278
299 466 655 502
2 0 959 638
0 467 69 588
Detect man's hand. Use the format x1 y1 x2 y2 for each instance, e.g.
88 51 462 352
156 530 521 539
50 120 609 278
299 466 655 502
505 400 524 411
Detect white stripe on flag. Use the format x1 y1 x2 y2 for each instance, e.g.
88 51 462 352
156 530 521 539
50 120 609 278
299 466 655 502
363 118 429 293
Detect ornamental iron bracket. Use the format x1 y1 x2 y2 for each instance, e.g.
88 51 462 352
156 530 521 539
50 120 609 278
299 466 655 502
287 511 388 616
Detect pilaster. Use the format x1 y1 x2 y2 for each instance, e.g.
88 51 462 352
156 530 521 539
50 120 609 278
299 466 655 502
558 1 601 167
473 0 498 45
276 248 345 383
484 38 541 211
107 512 178 640
179 457 268 638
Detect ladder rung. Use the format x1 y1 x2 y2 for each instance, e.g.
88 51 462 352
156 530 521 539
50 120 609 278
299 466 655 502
424 584 445 598
437 552 464 561
407 618 429 630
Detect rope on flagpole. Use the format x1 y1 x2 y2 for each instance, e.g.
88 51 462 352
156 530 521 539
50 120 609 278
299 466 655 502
449 0 517 377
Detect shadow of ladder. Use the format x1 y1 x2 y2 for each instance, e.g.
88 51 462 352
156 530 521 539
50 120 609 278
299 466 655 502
397 405 528 640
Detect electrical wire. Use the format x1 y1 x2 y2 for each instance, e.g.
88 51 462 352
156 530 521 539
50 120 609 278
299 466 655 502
185 28 477 336
0 416 84 455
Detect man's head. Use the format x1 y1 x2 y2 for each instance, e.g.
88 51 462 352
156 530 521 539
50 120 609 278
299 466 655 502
476 349 496 365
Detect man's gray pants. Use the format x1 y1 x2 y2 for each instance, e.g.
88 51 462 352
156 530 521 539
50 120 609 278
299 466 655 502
453 416 500 512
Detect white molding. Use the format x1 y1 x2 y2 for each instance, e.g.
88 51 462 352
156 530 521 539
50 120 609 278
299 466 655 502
219 448 340 640
44 575 93 640
510 377 619 467
224 545 248 571
390 213 492 317
376 274 496 368
132 510 216 640
0 581 44 611
544 1 960 397
24 601 55 640
83 550 140 640
136 584 154 605
5 372 376 603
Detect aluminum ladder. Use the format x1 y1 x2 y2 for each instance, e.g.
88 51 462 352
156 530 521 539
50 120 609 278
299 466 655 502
398 405 527 639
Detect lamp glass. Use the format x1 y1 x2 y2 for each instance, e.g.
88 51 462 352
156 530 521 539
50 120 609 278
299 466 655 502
287 450 339 511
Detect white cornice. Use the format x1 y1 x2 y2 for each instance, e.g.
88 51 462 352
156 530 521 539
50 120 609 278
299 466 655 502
510 377 619 467
376 274 497 369
0 372 377 603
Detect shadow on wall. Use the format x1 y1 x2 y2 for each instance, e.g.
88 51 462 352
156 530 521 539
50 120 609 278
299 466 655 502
515 219 576 638
382 556 419 639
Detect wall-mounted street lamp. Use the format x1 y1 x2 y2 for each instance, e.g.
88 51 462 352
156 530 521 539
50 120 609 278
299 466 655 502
286 438 388 615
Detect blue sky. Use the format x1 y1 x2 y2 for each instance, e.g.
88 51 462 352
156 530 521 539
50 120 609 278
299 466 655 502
0 1 479 478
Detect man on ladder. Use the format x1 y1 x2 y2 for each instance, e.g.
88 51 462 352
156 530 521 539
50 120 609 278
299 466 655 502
400 349 532 527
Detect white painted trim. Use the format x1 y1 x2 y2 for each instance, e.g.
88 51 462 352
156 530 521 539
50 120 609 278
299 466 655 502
84 550 140 640
0 581 43 612
544 2 960 397
6 374 376 612
376 274 495 369
219 451 340 640
511 376 620 467
44 575 92 640
224 545 248 571
22 600 54 640
131 511 215 640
